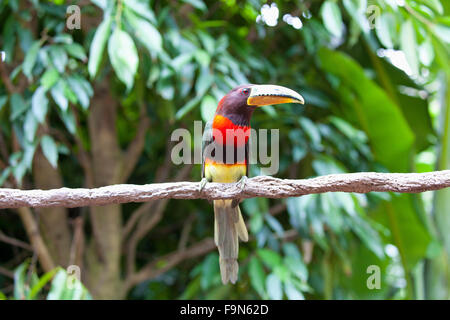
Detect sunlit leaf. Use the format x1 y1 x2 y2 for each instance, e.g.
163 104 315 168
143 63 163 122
400 20 419 76
124 0 157 24
182 0 207 11
24 111 38 142
108 28 139 90
40 135 58 168
49 45 68 73
32 86 49 123
266 273 282 300
88 16 112 78
285 282 305 300
23 40 41 79
50 80 68 111
320 1 343 38
200 95 216 122
376 13 396 49
124 8 162 55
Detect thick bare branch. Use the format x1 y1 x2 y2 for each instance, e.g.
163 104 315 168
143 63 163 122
0 171 449 209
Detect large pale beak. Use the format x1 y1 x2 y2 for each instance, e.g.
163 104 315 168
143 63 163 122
247 85 305 106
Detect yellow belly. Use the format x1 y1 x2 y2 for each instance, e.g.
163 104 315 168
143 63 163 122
205 162 246 183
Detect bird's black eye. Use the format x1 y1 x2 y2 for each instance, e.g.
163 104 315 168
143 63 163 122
241 88 250 95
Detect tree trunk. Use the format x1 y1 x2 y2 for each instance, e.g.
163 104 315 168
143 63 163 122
85 81 123 299
32 149 71 267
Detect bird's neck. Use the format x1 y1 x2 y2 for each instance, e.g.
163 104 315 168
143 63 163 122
212 114 251 147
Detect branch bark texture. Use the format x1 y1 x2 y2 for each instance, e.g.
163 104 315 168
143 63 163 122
0 171 449 209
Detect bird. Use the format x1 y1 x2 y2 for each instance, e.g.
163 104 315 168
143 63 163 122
199 84 305 284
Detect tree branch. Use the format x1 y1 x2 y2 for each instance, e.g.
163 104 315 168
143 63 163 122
119 108 150 183
0 230 33 251
0 171 449 209
16 207 55 272
124 238 216 292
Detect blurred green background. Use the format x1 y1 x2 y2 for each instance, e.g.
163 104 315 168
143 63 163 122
0 0 449 300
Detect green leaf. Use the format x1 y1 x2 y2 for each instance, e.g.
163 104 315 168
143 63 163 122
200 95 216 122
419 39 434 66
375 195 431 268
24 111 38 142
266 273 282 300
41 68 60 89
285 282 305 300
0 95 8 111
53 34 73 44
88 16 112 78
10 93 28 121
376 13 396 49
432 24 450 44
3 17 16 63
181 0 207 11
28 268 58 300
156 69 175 100
175 95 202 120
47 269 67 300
108 28 139 90
50 80 69 111
0 167 11 186
40 135 58 168
400 20 419 76
14 261 29 300
124 0 157 24
194 49 210 67
415 0 443 14
318 48 414 172
32 86 49 123
124 9 162 54
299 117 321 148
67 77 89 109
23 40 41 79
47 268 92 300
91 0 106 9
196 67 214 96
49 45 68 73
200 253 219 289
282 243 308 282
257 249 282 269
59 108 76 134
64 43 87 61
265 215 284 237
320 1 343 38
249 257 266 297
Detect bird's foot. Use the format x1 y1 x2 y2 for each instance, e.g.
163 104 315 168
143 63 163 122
232 176 248 208
198 177 208 193
237 175 247 192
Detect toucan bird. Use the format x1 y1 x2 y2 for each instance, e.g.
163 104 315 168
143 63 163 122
200 84 305 284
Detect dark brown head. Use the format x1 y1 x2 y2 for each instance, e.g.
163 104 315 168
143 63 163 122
215 84 305 126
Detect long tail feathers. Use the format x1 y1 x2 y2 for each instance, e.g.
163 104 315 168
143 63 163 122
214 200 248 284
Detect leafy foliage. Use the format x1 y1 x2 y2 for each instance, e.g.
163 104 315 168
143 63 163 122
0 0 449 300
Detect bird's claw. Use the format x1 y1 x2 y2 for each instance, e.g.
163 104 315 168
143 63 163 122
232 176 248 208
237 176 247 192
198 178 208 193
